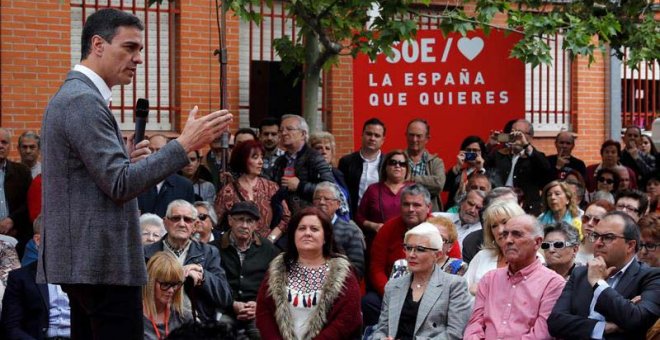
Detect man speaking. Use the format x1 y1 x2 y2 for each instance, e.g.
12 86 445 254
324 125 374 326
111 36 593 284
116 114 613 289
38 8 232 339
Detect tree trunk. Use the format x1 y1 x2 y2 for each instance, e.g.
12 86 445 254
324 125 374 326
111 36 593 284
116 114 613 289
302 30 321 132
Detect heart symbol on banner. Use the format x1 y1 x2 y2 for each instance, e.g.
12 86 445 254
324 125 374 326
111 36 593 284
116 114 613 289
457 37 484 61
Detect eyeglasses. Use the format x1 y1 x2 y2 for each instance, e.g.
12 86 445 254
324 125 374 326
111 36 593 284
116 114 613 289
588 232 629 244
541 241 575 250
313 196 338 203
197 213 209 221
157 281 183 291
167 215 196 224
616 204 640 214
597 177 614 184
387 159 407 167
402 243 438 253
640 243 659 252
581 214 601 225
279 126 301 133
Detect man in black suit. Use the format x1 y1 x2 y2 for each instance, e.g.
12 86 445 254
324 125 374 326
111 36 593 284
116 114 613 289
547 131 587 180
0 128 32 257
1 217 71 339
138 134 195 217
338 118 385 216
548 211 660 339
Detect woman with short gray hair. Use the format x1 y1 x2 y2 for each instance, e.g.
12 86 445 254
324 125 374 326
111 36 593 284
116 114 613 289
140 213 166 245
543 221 580 279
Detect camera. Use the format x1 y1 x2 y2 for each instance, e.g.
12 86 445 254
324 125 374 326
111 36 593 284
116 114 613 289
497 133 511 143
464 152 477 161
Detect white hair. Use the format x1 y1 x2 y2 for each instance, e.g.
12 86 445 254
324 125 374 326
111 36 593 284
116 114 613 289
281 114 309 141
404 222 444 249
139 213 166 235
165 199 198 219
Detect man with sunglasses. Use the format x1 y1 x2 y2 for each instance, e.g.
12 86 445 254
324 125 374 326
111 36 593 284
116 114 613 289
614 189 649 222
548 211 660 339
144 200 232 322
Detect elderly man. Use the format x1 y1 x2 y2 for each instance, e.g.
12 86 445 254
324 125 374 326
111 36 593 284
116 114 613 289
0 128 32 257
485 119 553 214
614 189 649 222
548 211 660 339
548 131 587 180
338 118 386 216
211 201 278 340
363 184 461 326
464 214 566 339
268 114 335 213
433 189 485 252
144 200 232 322
404 119 446 212
18 131 41 178
312 181 366 278
620 126 656 184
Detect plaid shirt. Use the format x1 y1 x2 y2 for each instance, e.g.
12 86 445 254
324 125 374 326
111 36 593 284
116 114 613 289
409 150 429 177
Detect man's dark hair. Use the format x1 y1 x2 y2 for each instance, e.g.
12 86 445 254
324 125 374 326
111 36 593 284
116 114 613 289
81 8 144 61
615 189 649 216
18 130 41 149
459 135 487 154
234 127 257 140
362 118 386 136
165 320 237 340
604 211 641 252
258 116 280 131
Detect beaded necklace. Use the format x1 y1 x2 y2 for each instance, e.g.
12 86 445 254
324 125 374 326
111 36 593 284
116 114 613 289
287 261 329 308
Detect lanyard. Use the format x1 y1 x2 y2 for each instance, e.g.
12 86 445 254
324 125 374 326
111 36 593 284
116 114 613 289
148 307 170 340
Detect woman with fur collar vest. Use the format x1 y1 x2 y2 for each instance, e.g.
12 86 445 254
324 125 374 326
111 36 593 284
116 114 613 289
256 207 362 339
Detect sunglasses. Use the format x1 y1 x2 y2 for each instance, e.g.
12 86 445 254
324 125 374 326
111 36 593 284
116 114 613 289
167 215 195 224
387 159 407 167
197 213 209 221
157 281 183 291
597 177 614 184
402 243 438 253
541 241 575 250
581 214 601 225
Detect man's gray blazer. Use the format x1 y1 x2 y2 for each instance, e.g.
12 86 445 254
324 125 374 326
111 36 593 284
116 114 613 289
370 264 472 340
37 71 189 286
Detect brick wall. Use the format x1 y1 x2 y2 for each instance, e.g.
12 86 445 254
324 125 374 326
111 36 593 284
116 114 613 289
0 0 70 160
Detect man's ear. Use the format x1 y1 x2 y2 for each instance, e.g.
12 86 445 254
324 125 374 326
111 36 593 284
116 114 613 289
91 35 105 56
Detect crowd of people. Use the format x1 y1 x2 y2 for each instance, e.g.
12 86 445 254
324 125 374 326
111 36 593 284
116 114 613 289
0 8 659 340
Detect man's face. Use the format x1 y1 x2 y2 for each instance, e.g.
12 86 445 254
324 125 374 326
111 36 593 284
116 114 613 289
313 188 340 217
234 132 255 146
165 206 196 243
361 124 385 153
501 216 541 267
400 193 431 228
639 232 659 268
280 117 305 150
459 191 483 225
0 130 10 162
467 177 491 192
19 137 40 165
259 125 280 151
149 136 168 153
406 121 429 153
615 197 641 222
601 145 619 165
555 132 574 156
624 127 642 146
96 26 143 88
228 213 257 244
592 215 635 268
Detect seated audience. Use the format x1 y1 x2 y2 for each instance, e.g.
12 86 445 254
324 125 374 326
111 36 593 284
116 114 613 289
543 222 580 279
563 170 588 210
615 165 635 191
643 172 659 212
615 189 649 222
143 251 189 339
140 213 166 245
427 216 469 276
464 215 565 339
638 213 659 268
576 200 615 265
313 182 366 278
589 167 620 202
620 126 656 184
309 131 351 221
548 211 660 339
256 207 362 339
464 200 526 295
212 201 279 339
433 189 485 251
1 215 70 339
193 201 221 243
585 140 637 192
215 140 290 243
538 180 582 237
144 200 232 322
370 223 471 340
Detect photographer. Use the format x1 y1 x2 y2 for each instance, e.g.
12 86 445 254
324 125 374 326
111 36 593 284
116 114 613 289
444 135 487 209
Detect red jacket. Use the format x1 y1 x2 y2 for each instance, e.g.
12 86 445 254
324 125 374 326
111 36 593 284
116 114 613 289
369 216 461 296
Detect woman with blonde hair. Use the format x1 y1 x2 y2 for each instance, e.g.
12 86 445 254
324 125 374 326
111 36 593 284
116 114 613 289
464 200 526 295
143 251 188 339
538 180 582 237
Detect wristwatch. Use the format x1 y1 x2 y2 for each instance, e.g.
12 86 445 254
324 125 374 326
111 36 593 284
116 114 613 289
592 279 607 291
268 235 277 242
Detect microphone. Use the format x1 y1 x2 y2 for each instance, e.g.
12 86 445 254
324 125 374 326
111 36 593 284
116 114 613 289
133 98 149 145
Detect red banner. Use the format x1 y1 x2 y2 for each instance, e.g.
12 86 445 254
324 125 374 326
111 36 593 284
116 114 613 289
353 29 525 167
